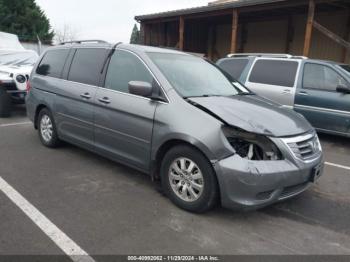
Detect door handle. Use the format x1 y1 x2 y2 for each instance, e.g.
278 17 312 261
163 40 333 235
282 89 291 94
98 97 111 104
298 91 309 96
80 93 91 99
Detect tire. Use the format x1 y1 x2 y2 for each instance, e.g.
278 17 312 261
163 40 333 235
161 145 219 213
37 108 61 148
0 88 12 118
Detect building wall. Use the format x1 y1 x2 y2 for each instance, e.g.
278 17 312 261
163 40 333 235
214 24 231 58
142 9 349 63
185 19 209 54
212 9 349 62
309 10 348 63
244 19 288 53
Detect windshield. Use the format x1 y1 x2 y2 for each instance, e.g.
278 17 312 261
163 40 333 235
0 51 38 66
147 52 250 98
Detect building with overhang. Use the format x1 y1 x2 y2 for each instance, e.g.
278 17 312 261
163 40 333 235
135 0 350 63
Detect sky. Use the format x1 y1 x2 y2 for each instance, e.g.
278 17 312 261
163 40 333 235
35 0 209 43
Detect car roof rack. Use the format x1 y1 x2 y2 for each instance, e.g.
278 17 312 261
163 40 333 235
291 56 308 59
59 40 109 45
227 53 308 59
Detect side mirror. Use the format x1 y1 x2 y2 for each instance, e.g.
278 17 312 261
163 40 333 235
336 85 350 94
128 81 153 97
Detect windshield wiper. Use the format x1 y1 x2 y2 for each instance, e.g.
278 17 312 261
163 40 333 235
237 92 254 96
184 94 223 99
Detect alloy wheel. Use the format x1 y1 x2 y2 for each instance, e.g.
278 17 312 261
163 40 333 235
40 115 53 143
168 157 204 202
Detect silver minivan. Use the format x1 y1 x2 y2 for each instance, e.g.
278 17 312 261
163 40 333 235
26 42 324 212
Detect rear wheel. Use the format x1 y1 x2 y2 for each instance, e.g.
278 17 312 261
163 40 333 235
0 88 12 118
37 108 61 148
161 145 219 213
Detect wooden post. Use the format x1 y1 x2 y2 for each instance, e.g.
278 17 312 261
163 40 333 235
163 23 167 47
342 12 350 63
303 0 315 57
157 21 161 46
207 26 214 60
238 23 246 53
140 23 145 45
144 24 148 45
230 9 239 54
179 16 185 50
285 16 293 54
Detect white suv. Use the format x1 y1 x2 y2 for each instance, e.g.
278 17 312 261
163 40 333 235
217 53 350 137
0 32 39 117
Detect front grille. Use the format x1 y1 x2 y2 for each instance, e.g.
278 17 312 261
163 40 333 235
282 132 321 161
1 81 17 91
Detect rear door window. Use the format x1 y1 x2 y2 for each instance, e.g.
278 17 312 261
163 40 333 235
68 48 107 86
36 49 70 78
303 63 348 91
218 59 249 79
249 59 298 87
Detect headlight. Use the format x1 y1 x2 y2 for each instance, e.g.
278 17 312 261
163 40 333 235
223 127 283 161
16 74 26 83
315 134 322 152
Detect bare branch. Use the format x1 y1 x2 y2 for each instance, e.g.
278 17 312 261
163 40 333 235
54 24 80 43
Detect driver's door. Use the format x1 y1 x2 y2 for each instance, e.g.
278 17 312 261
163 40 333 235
294 62 350 134
94 49 158 171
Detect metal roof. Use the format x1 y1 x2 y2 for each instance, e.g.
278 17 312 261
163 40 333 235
135 0 287 21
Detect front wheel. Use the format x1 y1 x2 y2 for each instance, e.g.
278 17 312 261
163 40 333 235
37 108 61 148
161 145 219 213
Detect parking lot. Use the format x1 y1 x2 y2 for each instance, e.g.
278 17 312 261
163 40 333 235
1 106 350 258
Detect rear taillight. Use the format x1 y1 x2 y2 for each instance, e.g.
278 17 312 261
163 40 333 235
26 81 31 92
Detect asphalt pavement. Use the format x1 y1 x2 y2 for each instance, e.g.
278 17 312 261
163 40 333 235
1 106 350 259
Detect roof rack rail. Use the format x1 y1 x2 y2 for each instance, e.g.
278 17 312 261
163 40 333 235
227 53 293 58
290 56 308 59
59 40 109 45
227 53 308 59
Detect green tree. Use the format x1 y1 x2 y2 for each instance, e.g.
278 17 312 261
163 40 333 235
0 0 54 43
130 24 140 44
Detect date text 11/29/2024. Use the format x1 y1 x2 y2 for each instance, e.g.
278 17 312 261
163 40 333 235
127 256 220 261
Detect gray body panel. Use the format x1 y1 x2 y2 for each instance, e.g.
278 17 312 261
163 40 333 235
27 44 323 210
94 88 157 170
54 80 97 150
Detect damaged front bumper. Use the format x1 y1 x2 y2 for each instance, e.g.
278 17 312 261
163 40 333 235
214 135 324 211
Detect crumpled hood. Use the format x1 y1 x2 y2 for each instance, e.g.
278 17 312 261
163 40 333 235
188 95 313 137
